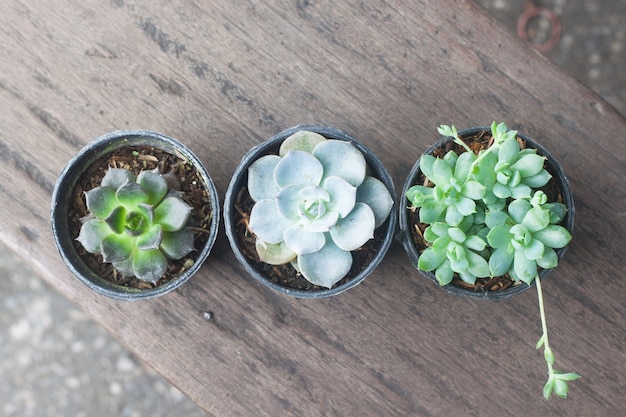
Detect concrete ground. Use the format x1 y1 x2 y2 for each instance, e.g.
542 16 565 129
1 1 624 416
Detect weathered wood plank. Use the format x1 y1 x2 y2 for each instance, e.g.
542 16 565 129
1 0 625 416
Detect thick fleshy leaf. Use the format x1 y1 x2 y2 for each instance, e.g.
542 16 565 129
85 187 117 218
418 246 447 271
136 224 163 251
112 257 134 277
489 247 514 276
323 176 357 218
297 238 352 288
137 169 168 206
512 153 546 177
487 225 512 248
508 199 531 224
435 259 454 285
255 240 297 265
160 228 195 260
76 219 113 254
430 157 453 187
306 211 339 233
523 170 552 188
510 184 532 199
537 248 558 269
445 205 464 226
523 207 550 232
313 140 366 187
101 168 135 189
419 155 437 182
524 238 545 260
514 250 538 284
249 199 295 244
154 197 192 232
248 155 281 202
279 130 326 156
356 176 393 228
275 150 324 188
485 210 509 228
492 182 512 199
283 224 326 255
105 206 127 235
329 203 375 251
453 151 474 182
462 180 486 200
498 137 520 164
455 196 476 216
545 203 568 223
275 185 302 219
533 225 572 249
100 234 134 263
406 185 432 207
116 180 149 207
132 249 168 284
464 235 486 252
419 202 446 224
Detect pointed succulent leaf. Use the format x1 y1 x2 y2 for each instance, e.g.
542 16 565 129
419 201 446 224
356 176 393 228
462 180 486 200
297 238 352 288
136 224 163 251
536 247 558 269
466 249 490 277
533 225 572 249
100 234 134 263
430 157 453 187
313 139 367 187
154 196 192 232
524 238 545 260
445 204 465 226
85 187 117 219
419 154 437 182
324 176 357 218
545 202 568 223
105 206 128 234
160 228 195 260
508 198 531 224
454 196 477 217
249 199 295 244
279 130 326 156
510 184 532 199
248 155 282 202
464 235 487 252
511 153 546 177
498 137 521 164
116 180 149 207
275 150 324 188
418 246 447 271
523 170 552 188
453 151 475 182
255 240 297 265
329 203 375 251
132 248 168 284
283 224 326 255
487 225 512 248
76 219 113 254
523 207 551 232
492 182 511 199
137 169 168 205
101 168 135 189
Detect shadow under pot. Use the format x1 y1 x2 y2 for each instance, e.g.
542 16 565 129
224 125 397 298
399 125 575 301
51 130 220 300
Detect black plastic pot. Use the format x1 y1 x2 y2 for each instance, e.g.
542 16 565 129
399 126 575 301
51 130 220 300
224 125 397 298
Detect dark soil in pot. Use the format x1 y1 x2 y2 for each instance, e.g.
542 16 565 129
400 126 574 300
68 145 214 290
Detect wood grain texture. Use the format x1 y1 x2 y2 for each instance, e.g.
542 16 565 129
1 0 625 416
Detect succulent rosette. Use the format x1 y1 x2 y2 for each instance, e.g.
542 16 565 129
77 167 194 283
246 130 393 288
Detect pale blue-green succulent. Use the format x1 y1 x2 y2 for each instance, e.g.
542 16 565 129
77 167 194 284
247 130 393 288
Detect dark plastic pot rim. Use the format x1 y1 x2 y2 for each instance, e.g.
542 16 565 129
224 125 397 299
51 130 220 301
398 126 575 301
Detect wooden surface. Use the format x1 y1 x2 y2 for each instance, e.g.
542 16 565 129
1 1 625 416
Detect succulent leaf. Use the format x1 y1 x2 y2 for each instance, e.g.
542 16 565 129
356 176 393 228
136 224 163 251
137 168 168 206
101 168 135 189
154 196 192 232
329 203 375 251
275 150 324 188
255 240 297 265
76 219 112 254
160 228 195 260
85 187 117 218
249 199 295 244
283 224 326 255
297 237 353 288
248 155 282 202
132 248 168 284
279 130 326 156
312 140 366 187
101 234 134 263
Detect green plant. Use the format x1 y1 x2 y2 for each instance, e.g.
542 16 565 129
247 130 393 288
406 122 579 399
77 167 194 283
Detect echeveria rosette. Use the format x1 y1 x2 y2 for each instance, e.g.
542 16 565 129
247 130 393 289
486 191 572 284
76 167 194 284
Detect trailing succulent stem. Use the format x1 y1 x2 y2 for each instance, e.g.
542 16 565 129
407 122 578 398
247 130 393 288
77 167 194 283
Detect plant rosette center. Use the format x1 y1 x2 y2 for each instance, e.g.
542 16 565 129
246 130 393 289
76 167 195 284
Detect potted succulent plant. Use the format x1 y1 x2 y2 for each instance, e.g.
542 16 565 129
399 122 579 399
51 130 220 300
224 125 396 298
